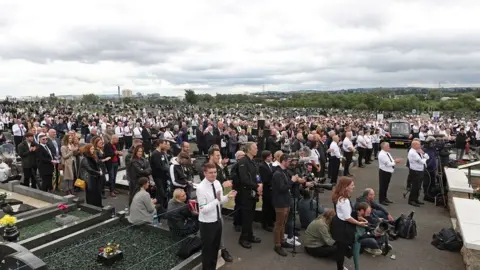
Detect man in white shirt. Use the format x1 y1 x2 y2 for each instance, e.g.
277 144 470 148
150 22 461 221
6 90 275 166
378 142 401 205
328 135 342 184
407 139 429 207
114 121 125 150
342 132 354 176
356 131 367 168
12 119 26 150
197 163 236 270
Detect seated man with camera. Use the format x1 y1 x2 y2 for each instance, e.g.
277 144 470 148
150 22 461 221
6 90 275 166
166 188 199 239
354 202 392 257
356 188 393 224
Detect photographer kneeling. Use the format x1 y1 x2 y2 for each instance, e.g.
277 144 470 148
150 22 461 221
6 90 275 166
354 202 391 258
298 188 326 229
302 209 337 259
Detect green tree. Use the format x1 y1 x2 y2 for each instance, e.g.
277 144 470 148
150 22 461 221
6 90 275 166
81 94 100 104
184 89 198 104
378 99 394 111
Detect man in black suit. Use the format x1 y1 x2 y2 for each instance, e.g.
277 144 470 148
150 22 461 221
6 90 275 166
46 129 61 190
141 123 153 155
195 126 207 155
17 133 38 188
259 150 275 232
204 126 215 150
36 134 56 192
317 135 328 179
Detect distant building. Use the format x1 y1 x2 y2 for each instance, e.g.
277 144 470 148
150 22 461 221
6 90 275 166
122 89 132 98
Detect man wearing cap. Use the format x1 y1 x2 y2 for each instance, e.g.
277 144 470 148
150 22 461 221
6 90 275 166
17 133 38 189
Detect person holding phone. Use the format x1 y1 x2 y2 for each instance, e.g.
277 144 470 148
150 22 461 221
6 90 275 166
331 177 367 270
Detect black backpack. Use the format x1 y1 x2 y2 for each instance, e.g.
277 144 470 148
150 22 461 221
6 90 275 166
394 211 417 239
431 228 463 252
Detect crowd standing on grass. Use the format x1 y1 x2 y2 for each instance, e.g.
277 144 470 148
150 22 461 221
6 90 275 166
3 98 477 270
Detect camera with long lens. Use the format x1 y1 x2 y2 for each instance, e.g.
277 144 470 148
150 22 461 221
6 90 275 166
295 161 334 191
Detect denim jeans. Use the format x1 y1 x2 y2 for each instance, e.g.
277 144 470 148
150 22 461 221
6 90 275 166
108 163 119 191
456 148 465 160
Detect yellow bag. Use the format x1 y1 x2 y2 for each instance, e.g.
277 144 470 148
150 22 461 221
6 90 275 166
74 179 86 190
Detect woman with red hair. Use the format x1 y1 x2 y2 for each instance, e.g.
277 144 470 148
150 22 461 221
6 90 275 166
330 177 367 270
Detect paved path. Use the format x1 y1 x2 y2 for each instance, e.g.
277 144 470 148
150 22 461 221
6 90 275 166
101 148 463 270
0 189 51 208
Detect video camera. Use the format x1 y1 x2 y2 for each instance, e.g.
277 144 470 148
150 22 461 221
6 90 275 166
293 159 333 191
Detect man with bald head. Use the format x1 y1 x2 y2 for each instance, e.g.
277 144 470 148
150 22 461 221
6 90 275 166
407 139 429 207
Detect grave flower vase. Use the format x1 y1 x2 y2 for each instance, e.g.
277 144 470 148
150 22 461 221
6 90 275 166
3 225 20 242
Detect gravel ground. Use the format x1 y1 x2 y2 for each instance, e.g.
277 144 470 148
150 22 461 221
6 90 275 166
19 209 92 240
40 223 183 270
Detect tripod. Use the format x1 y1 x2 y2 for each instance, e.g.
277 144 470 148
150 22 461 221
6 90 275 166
290 184 299 257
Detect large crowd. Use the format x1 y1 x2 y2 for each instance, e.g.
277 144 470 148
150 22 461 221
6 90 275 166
2 99 477 270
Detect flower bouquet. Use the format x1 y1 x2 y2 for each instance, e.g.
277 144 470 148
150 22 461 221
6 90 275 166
58 204 69 217
0 214 19 242
97 241 123 266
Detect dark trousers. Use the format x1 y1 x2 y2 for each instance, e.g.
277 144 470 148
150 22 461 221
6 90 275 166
357 148 366 166
319 158 326 178
233 194 243 227
124 136 133 150
261 189 275 227
408 169 424 202
373 143 380 158
424 170 436 197
336 241 349 270
154 177 168 210
366 148 373 162
14 136 23 152
378 169 392 202
40 174 53 191
108 163 119 192
200 221 222 270
343 152 353 176
118 137 125 150
305 245 337 258
239 194 256 241
22 167 37 189
327 157 332 179
330 157 340 184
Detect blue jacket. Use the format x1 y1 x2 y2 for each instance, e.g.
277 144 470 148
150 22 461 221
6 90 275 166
423 146 437 172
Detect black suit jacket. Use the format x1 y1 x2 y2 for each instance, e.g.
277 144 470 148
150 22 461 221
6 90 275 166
18 141 37 168
205 132 215 149
259 161 273 188
141 128 152 152
47 137 61 158
36 145 54 175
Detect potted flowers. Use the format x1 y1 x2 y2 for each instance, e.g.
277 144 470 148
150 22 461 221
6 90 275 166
58 204 69 217
97 241 123 266
0 214 19 242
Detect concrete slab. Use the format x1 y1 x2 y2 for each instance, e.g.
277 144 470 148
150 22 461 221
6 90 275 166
445 168 474 193
0 189 51 209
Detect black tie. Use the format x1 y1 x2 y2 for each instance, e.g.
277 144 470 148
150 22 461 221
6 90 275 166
211 184 221 221
387 152 395 169
268 163 272 171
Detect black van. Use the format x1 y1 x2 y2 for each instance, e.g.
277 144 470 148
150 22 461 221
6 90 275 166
386 120 412 147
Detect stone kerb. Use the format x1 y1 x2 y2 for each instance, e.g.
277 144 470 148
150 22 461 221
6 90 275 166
13 185 64 204
448 191 471 218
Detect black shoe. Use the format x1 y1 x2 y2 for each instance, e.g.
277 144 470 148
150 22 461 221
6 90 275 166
415 200 425 205
221 249 233 262
408 201 420 207
262 225 273 232
281 241 294 248
423 195 435 203
249 236 261 243
385 199 394 203
239 240 252 249
380 201 389 206
234 225 241 232
274 246 288 257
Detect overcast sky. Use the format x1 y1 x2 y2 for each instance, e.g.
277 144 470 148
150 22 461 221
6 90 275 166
1 0 479 97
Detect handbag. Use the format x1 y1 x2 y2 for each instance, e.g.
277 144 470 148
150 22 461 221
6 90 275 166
74 178 86 190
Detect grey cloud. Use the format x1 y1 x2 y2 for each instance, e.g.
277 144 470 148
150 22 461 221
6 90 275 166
1 27 197 65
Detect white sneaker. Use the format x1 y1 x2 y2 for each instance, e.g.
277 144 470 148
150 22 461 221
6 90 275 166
286 237 301 246
284 234 299 240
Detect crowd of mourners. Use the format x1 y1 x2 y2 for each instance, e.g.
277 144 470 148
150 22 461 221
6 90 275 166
1 99 478 270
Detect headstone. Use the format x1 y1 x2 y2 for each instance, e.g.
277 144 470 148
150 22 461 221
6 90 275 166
3 251 47 270
55 214 79 226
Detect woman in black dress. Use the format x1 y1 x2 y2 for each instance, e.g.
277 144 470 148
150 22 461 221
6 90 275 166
330 177 367 270
80 143 103 208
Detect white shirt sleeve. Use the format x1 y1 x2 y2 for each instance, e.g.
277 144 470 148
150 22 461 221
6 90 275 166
336 198 352 221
